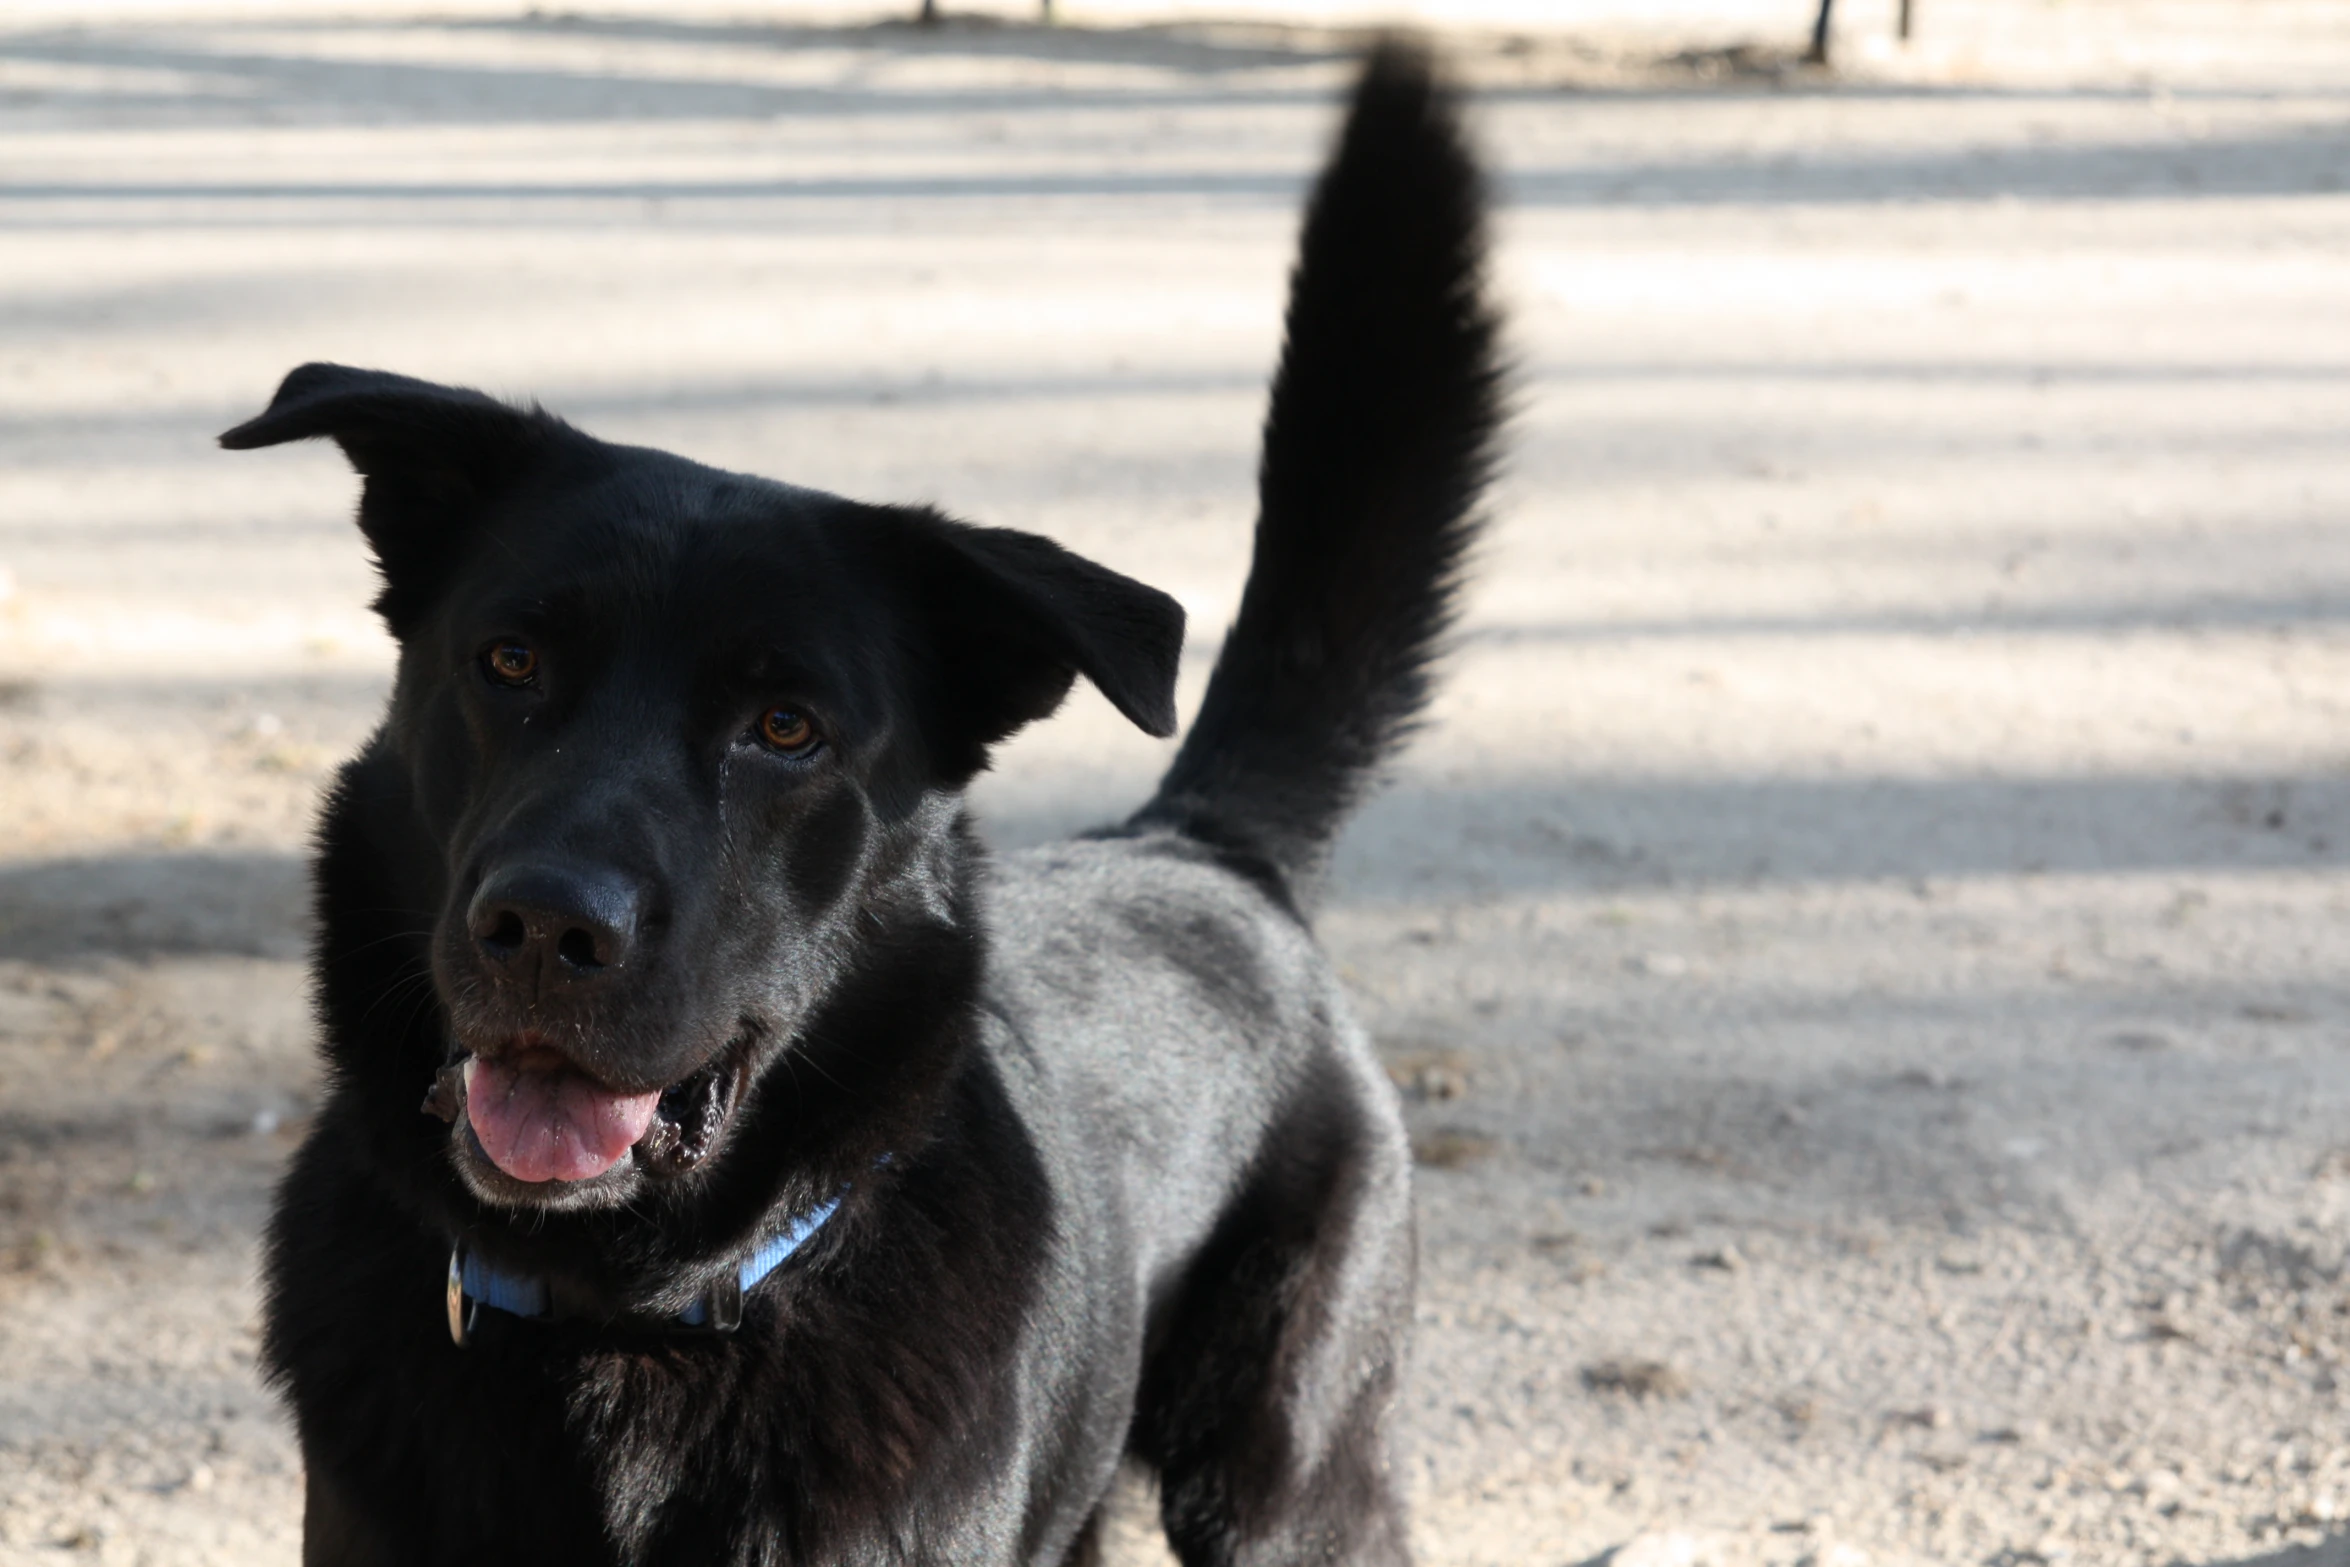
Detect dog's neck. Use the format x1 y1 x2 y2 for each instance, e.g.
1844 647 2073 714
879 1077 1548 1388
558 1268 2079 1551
445 1184 851 1345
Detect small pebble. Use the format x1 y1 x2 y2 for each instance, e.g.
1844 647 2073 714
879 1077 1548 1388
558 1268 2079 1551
1584 1358 1690 1400
1888 1405 1950 1431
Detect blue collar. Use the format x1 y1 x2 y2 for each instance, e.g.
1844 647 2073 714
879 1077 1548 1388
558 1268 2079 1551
447 1191 845 1345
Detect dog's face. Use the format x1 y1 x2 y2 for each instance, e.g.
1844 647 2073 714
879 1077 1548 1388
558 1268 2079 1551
225 365 1182 1216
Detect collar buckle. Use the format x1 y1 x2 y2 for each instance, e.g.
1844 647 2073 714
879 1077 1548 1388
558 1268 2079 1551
696 1271 742 1333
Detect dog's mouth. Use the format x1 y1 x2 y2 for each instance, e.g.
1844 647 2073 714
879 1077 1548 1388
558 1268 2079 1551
422 1040 746 1188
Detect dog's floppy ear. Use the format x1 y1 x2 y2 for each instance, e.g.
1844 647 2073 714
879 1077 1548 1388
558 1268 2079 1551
881 508 1184 780
219 363 565 632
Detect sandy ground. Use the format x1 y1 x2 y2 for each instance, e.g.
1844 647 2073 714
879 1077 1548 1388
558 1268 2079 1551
4 4 2350 1564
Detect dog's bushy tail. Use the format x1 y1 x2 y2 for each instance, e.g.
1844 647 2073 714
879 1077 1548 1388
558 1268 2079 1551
1133 41 1502 903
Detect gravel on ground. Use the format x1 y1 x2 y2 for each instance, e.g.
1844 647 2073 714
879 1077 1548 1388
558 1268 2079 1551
4 5 2350 1563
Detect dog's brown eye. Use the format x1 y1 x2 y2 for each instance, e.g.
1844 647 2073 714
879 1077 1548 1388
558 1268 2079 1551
482 641 538 686
758 707 817 754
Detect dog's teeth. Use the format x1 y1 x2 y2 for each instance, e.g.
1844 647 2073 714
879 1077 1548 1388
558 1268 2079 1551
632 1064 734 1178
634 1118 682 1174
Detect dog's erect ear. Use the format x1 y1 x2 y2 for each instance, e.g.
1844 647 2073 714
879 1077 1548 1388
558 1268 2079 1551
219 363 566 632
881 509 1184 779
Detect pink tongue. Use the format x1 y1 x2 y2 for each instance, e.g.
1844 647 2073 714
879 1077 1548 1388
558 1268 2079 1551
463 1055 662 1184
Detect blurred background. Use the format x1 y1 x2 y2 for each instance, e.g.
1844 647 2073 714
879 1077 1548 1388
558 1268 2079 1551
2 1 2349 1563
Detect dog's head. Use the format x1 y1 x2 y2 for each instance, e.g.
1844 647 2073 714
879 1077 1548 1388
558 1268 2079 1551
224 364 1182 1217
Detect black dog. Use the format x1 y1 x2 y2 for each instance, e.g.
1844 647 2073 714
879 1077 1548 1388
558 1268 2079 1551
223 43 1499 1567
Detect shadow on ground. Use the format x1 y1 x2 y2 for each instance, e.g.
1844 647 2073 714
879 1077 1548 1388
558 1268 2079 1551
3 758 2343 963
1 15 2345 212
2177 1538 2350 1567
0 851 306 962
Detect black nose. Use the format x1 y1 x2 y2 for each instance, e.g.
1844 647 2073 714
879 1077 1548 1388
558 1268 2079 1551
468 863 642 986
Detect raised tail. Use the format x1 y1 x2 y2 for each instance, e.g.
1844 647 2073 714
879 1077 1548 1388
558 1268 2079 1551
1133 41 1503 903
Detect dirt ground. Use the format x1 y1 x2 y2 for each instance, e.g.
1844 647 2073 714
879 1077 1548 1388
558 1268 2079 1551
4 3 2350 1564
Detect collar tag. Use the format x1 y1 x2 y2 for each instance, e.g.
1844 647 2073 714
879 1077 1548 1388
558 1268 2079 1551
447 1250 476 1347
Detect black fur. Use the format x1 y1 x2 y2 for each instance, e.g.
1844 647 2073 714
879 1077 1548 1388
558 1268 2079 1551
230 41 1499 1567
1135 45 1501 901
